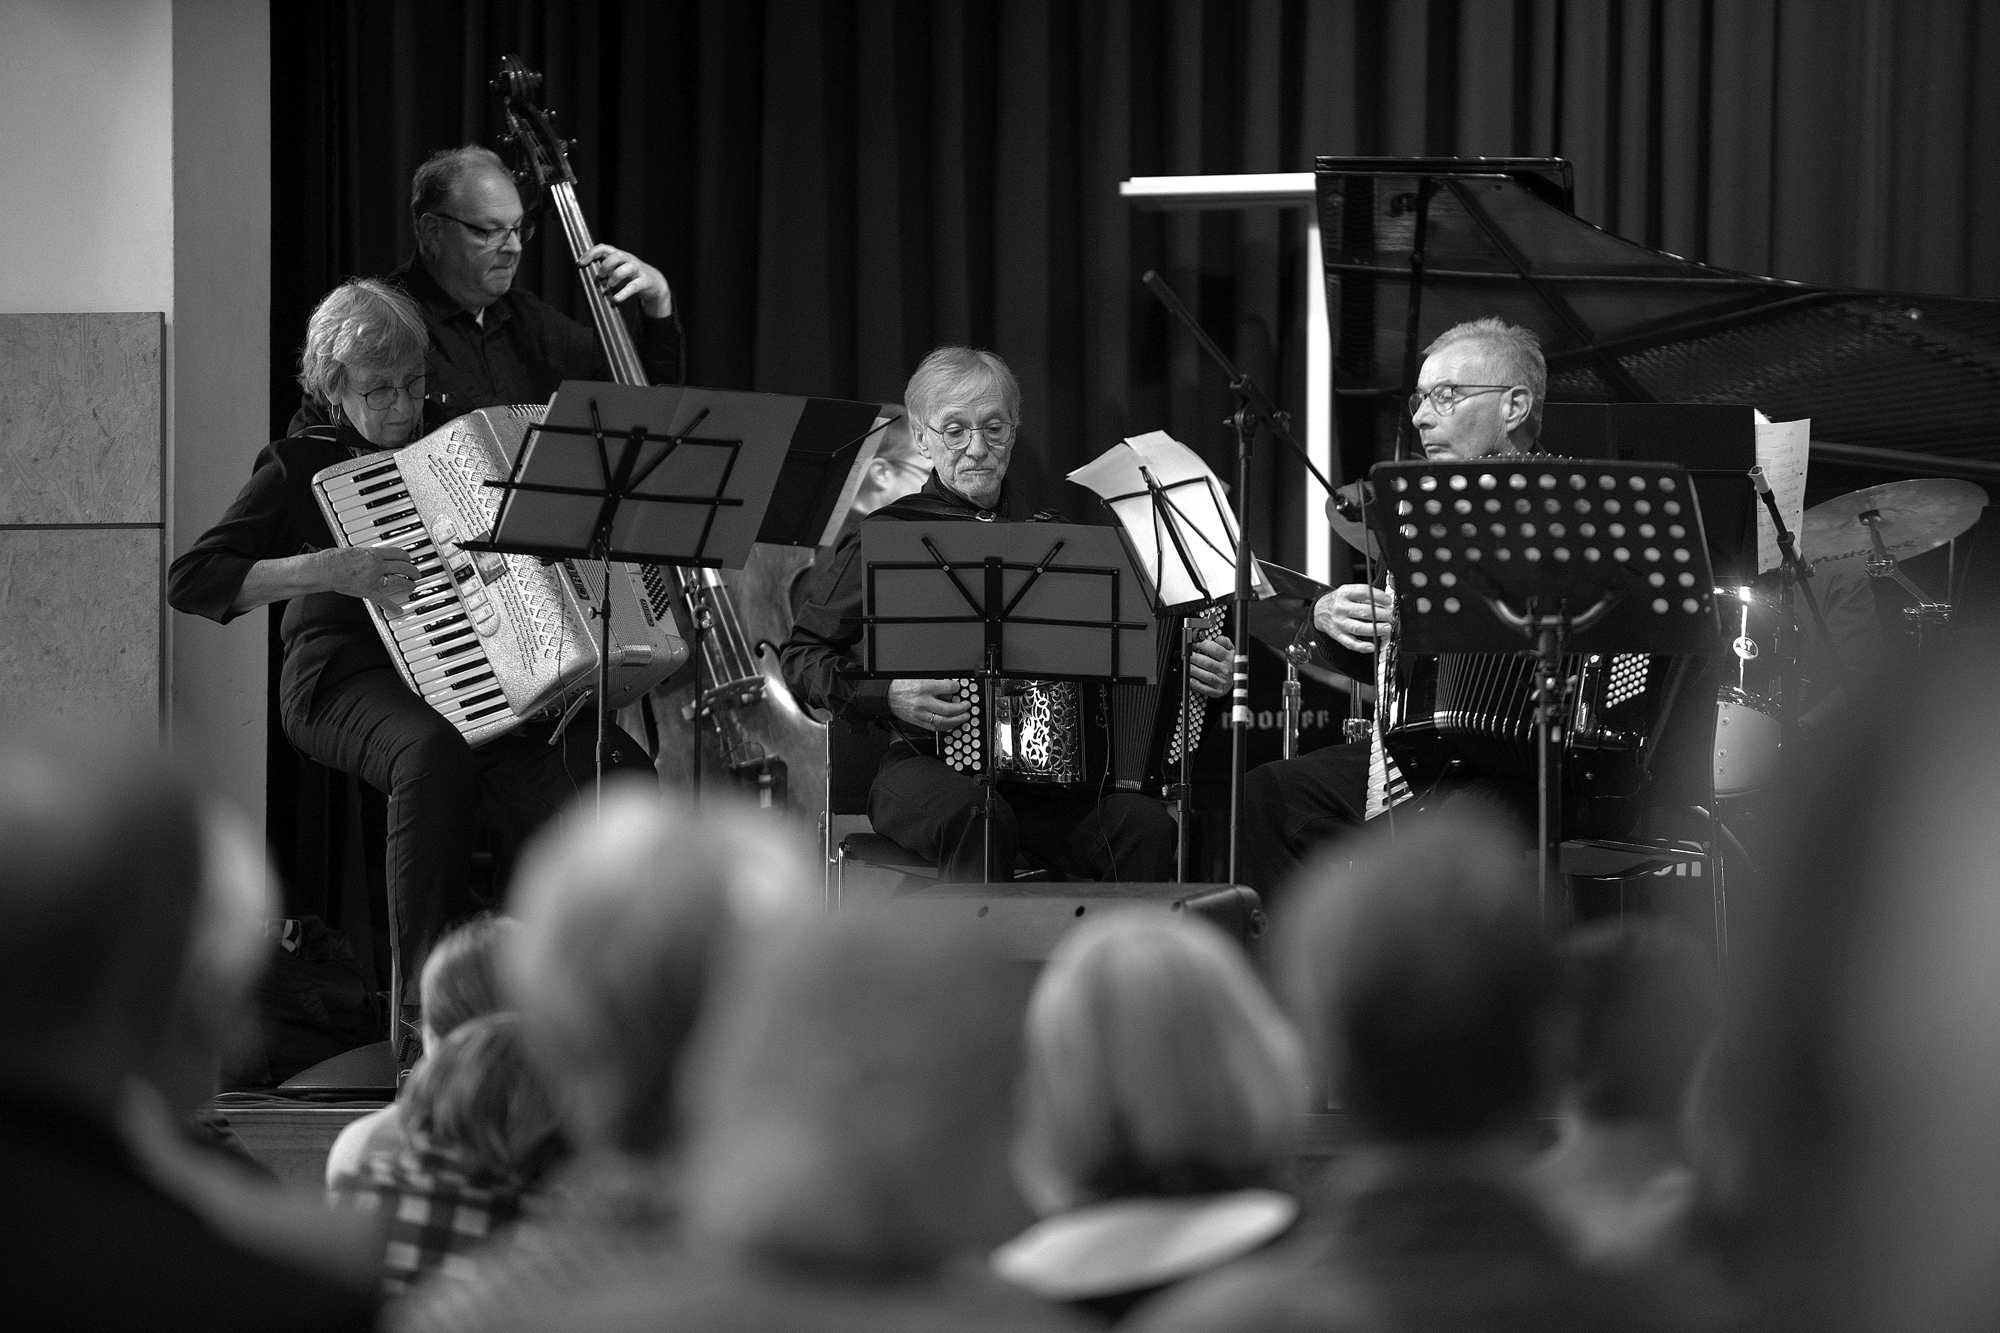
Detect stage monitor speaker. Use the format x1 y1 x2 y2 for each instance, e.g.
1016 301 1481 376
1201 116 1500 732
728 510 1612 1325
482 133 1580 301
275 1039 396 1094
892 882 1264 962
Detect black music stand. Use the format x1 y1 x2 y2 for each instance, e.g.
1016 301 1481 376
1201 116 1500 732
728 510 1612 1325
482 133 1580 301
1544 402 1759 581
483 382 881 799
856 522 1156 882
466 381 790 798
757 407 902 548
1369 458 1718 923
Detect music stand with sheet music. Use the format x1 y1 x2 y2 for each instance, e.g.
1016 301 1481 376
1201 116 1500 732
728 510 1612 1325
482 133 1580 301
1071 430 1276 874
1369 458 1718 924
466 381 800 797
856 522 1156 882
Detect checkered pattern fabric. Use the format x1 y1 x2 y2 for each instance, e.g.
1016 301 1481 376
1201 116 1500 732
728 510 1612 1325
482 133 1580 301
329 1140 537 1296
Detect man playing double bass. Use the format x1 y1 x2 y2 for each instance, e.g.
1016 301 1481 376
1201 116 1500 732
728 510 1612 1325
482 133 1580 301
267 143 684 1063
1237 317 1548 898
292 144 683 432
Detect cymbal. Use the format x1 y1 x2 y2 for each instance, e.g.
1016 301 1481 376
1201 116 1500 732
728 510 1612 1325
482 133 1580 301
1246 562 1336 671
1803 478 1989 569
1325 481 1382 561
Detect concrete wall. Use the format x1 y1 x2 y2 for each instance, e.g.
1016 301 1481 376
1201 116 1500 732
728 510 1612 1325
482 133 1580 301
0 0 271 825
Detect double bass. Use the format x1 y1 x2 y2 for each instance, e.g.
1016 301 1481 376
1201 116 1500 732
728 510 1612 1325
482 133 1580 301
495 57 830 830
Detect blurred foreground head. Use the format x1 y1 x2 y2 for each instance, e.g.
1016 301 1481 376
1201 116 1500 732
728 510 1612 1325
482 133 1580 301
1552 915 1721 1130
1015 911 1308 1214
504 782 817 1159
679 907 1030 1272
419 913 515 1045
0 726 209 1107
1281 806 1554 1143
1732 632 2000 1332
402 1012 566 1184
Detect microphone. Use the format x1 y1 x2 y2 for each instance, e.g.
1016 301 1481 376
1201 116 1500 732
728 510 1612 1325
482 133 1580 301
1328 480 1373 523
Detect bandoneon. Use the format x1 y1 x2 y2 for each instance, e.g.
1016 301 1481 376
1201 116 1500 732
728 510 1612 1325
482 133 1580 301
1369 648 1702 817
312 406 687 746
939 605 1225 794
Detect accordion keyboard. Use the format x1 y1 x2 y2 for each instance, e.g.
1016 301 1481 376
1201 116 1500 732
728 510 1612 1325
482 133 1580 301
313 408 685 746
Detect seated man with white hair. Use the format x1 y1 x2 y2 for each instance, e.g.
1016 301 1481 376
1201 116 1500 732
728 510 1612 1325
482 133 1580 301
782 345 1233 883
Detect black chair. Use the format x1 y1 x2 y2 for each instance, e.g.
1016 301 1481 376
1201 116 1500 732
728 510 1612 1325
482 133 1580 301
822 716 939 905
822 716 1051 904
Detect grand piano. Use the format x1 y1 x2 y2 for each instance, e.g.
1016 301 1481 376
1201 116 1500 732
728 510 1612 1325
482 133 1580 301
1308 158 1997 917
1313 156 2000 509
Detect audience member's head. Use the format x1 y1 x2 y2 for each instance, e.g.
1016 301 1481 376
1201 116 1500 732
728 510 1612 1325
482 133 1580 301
504 781 816 1161
401 1012 566 1185
1014 912 1308 1215
419 913 515 1047
0 727 207 1111
1728 633 2000 1332
1550 916 1721 1132
678 907 1030 1274
1282 806 1555 1144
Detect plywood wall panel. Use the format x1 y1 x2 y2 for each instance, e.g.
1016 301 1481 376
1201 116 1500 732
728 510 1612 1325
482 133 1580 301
0 312 162 525
0 529 162 738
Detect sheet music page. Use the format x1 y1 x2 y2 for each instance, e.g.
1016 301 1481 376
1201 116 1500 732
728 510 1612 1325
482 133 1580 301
1754 412 1811 571
1069 430 1271 607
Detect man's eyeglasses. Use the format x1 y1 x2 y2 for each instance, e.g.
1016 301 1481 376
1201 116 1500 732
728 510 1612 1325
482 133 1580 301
353 374 427 411
1408 384 1516 417
923 419 1017 452
428 211 537 250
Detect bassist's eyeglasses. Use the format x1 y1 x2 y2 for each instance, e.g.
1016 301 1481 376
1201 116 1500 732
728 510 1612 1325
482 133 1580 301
428 211 538 250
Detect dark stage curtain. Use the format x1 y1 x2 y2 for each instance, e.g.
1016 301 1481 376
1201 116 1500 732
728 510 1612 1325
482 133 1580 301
264 0 1999 922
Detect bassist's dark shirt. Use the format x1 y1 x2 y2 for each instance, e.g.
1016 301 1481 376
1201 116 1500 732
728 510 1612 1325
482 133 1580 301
287 257 685 434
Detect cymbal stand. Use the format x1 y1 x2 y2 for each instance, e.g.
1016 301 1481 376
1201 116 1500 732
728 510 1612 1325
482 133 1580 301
1858 512 1956 652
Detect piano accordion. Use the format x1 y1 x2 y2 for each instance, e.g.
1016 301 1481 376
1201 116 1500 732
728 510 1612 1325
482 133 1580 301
938 605 1225 794
312 406 688 746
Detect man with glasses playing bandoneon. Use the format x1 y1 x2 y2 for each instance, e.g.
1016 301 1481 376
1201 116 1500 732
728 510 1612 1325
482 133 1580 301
1236 317 1548 900
782 347 1234 884
292 144 682 432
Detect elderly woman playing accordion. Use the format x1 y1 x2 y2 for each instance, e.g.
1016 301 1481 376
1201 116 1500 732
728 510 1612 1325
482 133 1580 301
169 278 651 1073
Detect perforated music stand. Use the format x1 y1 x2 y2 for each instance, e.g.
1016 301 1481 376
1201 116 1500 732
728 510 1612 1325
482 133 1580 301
857 522 1156 881
1368 458 1718 922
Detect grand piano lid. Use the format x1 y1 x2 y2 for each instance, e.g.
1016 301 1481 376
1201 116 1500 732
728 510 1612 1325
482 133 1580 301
1313 156 2000 481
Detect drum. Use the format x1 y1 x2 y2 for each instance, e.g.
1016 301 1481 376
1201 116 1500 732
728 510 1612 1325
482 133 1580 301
1713 585 1785 796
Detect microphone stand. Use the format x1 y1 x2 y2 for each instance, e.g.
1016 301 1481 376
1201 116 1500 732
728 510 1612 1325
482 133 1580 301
1142 270 1338 884
1750 466 1832 736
